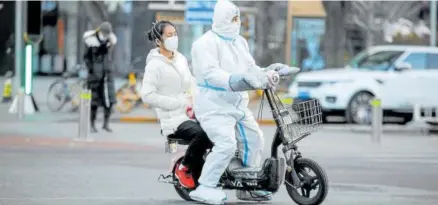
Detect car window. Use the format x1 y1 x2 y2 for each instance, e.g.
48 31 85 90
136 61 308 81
402 52 427 70
426 53 438 69
347 50 403 71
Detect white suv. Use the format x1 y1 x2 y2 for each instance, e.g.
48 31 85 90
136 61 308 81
288 45 438 124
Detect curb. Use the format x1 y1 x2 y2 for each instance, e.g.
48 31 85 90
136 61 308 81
118 116 277 125
119 116 159 123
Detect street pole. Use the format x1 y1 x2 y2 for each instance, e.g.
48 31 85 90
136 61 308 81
14 1 24 119
431 0 437 47
14 1 23 96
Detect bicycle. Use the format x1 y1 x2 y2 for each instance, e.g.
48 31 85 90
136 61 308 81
46 64 87 112
159 67 328 205
115 57 146 113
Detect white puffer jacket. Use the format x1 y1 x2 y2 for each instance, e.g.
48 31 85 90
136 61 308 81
140 48 197 137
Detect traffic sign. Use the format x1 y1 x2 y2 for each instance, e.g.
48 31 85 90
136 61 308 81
185 0 217 25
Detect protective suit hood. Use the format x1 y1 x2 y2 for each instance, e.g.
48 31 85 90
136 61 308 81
212 0 241 40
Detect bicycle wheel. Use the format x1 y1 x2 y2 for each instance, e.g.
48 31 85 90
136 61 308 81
46 79 70 112
116 84 136 113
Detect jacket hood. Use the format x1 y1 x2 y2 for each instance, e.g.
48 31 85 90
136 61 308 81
145 48 183 64
83 30 117 47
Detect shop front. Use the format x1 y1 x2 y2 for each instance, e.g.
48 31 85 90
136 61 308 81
285 1 326 71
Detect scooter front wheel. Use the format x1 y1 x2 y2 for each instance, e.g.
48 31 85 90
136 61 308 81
172 158 194 201
285 158 328 205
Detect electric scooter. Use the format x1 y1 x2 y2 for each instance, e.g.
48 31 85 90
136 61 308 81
158 67 328 205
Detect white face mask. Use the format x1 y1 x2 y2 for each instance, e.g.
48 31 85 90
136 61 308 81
98 32 109 41
163 36 179 52
213 21 241 39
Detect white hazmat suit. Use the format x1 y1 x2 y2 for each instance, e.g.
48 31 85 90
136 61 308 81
188 0 287 204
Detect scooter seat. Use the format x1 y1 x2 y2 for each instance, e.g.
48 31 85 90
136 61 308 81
226 158 263 179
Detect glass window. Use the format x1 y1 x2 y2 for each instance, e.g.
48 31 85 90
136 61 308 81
402 52 427 70
347 50 403 71
426 53 438 69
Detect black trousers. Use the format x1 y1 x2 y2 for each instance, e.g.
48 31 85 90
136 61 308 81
90 104 112 126
167 120 213 181
89 81 113 127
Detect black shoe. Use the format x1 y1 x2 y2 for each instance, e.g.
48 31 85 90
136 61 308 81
91 125 98 133
102 124 113 132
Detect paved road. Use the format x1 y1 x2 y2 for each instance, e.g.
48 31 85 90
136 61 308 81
0 120 437 205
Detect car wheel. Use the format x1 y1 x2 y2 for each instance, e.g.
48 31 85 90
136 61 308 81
346 91 374 124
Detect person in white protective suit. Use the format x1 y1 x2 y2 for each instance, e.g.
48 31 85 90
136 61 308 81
188 0 290 204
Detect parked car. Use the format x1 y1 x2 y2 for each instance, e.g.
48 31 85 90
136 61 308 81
288 45 438 124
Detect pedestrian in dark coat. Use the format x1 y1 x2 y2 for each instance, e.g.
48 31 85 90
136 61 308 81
83 22 117 133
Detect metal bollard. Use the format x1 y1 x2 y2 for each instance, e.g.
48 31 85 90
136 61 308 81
76 89 93 142
371 98 382 143
17 88 25 120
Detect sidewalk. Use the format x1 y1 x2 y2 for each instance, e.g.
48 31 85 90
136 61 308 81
0 76 128 108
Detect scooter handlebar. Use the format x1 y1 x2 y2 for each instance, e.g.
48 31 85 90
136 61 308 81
275 66 300 77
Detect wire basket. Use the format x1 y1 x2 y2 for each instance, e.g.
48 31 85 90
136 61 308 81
257 89 323 141
272 99 323 139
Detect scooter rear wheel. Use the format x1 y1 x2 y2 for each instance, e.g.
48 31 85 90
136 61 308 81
285 158 328 205
172 159 194 201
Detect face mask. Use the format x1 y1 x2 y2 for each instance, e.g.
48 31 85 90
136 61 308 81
163 36 178 51
98 32 109 41
230 22 241 35
213 21 241 39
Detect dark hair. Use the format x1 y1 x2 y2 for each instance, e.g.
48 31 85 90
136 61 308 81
147 20 176 45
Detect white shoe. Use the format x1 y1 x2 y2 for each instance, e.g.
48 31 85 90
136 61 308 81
189 185 227 205
236 190 272 201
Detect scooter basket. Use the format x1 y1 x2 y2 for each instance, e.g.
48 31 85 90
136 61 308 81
271 99 323 139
